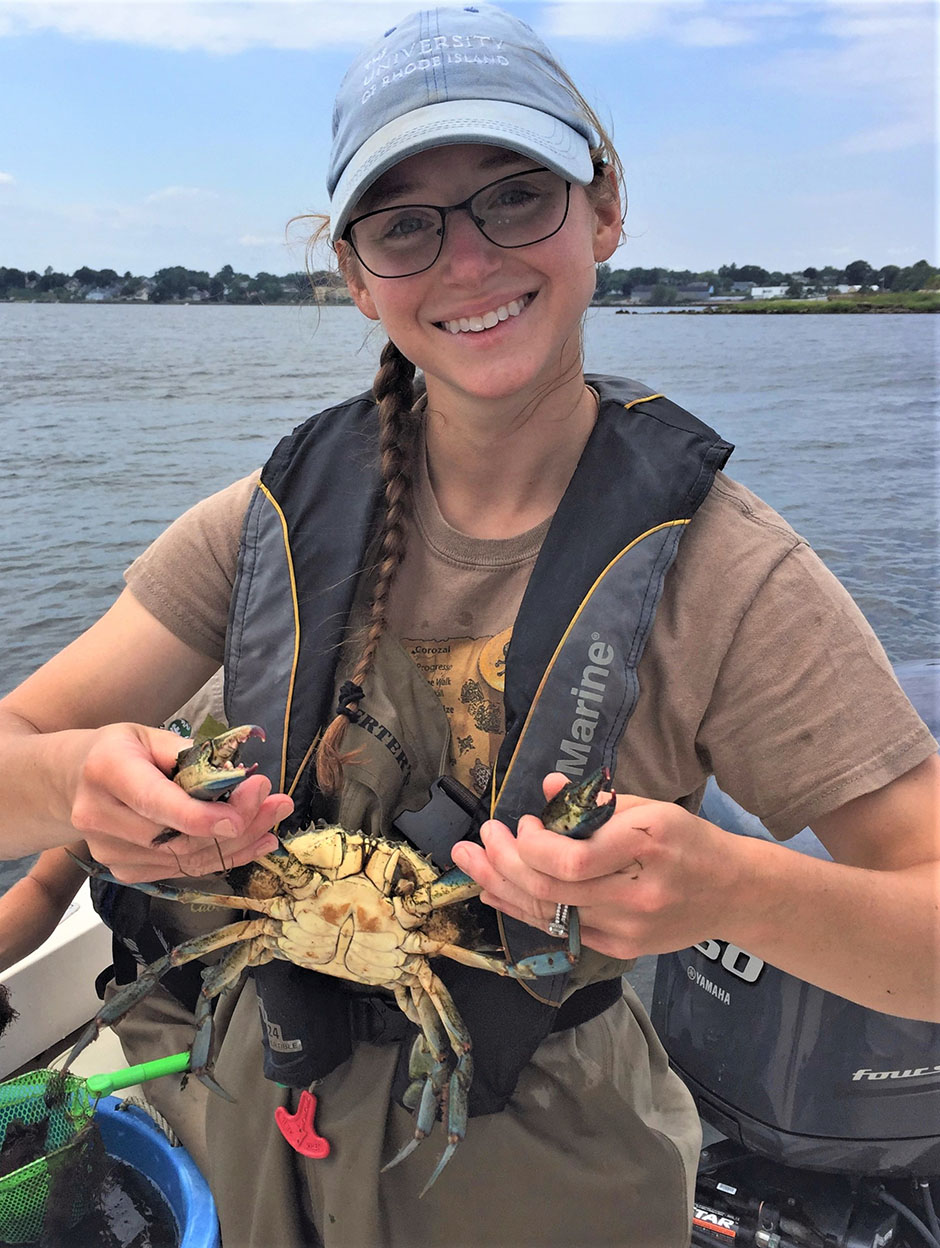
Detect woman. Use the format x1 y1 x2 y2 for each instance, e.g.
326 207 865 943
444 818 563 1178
0 6 936 1246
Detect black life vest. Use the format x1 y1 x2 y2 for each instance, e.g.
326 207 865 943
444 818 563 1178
224 374 732 1114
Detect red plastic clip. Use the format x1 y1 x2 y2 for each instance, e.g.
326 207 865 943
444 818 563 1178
274 1089 331 1159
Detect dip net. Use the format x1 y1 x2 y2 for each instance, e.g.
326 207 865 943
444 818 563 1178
0 1069 102 1243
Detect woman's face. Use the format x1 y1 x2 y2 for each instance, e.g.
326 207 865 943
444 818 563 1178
342 143 620 410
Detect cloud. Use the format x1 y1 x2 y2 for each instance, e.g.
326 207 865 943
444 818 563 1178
0 0 802 53
542 1 788 45
0 171 15 185
238 232 284 246
0 1 416 53
144 185 219 203
757 2 936 154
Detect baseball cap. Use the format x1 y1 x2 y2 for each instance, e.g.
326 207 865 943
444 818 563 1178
327 4 597 241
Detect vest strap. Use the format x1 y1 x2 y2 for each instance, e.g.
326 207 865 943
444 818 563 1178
551 977 622 1033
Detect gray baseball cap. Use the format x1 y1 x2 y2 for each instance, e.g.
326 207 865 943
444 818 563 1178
327 5 597 241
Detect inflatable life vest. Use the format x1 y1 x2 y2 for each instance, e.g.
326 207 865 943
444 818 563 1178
223 374 732 1114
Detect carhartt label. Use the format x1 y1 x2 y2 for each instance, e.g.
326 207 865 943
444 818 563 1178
356 713 412 780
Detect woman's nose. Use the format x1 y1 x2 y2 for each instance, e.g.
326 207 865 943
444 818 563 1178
438 208 502 280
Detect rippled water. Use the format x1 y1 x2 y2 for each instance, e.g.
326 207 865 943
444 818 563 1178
2 304 936 696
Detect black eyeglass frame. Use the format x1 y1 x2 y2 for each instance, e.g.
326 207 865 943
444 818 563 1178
341 166 573 279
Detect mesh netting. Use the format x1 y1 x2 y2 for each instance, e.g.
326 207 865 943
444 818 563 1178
0 1070 99 1243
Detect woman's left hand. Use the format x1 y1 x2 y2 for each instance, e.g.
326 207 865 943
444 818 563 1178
451 774 734 958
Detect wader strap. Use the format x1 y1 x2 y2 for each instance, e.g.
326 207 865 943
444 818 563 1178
387 977 624 1116
551 977 622 1033
357 977 622 1049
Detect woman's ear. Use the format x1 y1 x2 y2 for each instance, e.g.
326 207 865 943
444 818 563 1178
338 244 381 321
592 166 624 264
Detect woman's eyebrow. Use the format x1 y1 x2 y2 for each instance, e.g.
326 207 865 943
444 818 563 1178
478 148 533 171
361 151 538 212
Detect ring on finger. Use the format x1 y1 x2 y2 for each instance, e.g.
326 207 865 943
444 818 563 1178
547 903 570 939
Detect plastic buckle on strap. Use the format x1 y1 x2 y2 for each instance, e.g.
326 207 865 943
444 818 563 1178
349 995 412 1045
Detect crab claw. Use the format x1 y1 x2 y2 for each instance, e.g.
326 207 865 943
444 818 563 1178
540 767 615 840
172 725 265 801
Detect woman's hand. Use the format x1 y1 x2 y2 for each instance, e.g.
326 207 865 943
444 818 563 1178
451 774 732 959
68 723 291 883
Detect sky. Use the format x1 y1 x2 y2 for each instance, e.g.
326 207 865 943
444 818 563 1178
0 0 935 278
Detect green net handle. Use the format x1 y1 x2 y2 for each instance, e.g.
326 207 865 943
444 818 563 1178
84 1051 190 1098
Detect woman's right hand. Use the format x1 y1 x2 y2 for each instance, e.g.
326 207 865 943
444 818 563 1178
69 722 291 882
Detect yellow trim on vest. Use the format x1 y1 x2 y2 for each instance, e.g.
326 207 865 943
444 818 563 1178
623 393 665 410
286 730 322 803
491 516 689 1005
258 481 302 795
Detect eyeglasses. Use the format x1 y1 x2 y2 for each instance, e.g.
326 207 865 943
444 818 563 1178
342 167 572 279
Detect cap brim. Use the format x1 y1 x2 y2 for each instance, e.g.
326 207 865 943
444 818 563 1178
330 98 594 242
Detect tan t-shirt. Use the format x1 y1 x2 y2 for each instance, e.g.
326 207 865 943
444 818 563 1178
125 446 935 840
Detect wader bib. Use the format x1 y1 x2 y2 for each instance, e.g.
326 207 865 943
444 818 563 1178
223 375 732 1116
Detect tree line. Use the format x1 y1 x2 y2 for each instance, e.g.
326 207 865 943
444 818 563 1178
1 258 936 303
0 264 347 303
594 259 938 302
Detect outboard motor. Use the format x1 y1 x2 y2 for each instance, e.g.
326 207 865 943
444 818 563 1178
651 661 940 1248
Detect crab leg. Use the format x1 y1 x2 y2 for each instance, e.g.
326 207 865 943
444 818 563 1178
383 989 452 1177
540 767 615 839
188 938 275 1098
383 964 473 1193
67 918 271 1068
415 966 473 1195
66 854 284 916
418 866 482 909
508 767 614 970
173 725 265 800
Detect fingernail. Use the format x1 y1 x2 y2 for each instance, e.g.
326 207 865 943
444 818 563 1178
253 835 279 856
213 818 236 839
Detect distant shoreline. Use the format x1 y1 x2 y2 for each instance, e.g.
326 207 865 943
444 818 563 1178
4 292 937 313
613 292 938 315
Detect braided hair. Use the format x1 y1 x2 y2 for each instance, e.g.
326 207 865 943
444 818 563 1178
314 338 418 794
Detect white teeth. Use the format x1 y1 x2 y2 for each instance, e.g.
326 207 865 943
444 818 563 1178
441 295 529 335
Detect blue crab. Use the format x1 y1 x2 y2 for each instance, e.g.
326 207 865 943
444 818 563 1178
68 727 613 1191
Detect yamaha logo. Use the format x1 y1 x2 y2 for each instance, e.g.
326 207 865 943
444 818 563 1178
687 965 731 1006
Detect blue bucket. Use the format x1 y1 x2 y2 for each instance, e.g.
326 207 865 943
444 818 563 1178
95 1097 220 1248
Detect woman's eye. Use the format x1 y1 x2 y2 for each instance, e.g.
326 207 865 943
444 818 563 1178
382 212 435 242
480 182 541 215
498 186 539 207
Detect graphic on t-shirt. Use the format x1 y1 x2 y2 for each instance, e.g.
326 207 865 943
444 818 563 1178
459 678 502 733
402 626 512 796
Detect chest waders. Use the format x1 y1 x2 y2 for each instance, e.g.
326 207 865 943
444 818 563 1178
224 374 731 1115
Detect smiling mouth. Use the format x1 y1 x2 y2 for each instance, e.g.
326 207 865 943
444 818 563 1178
437 293 535 335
